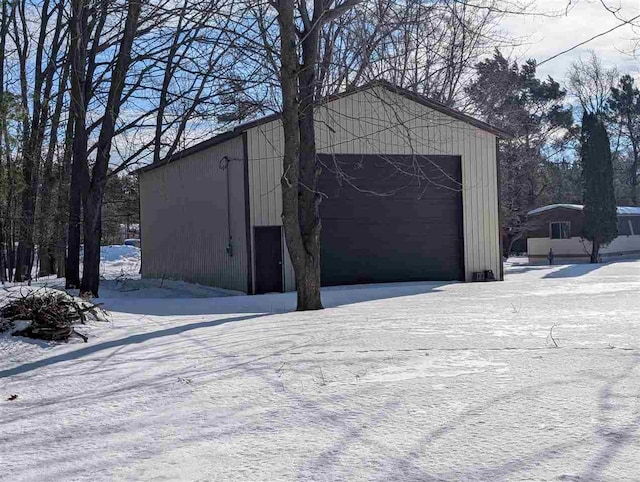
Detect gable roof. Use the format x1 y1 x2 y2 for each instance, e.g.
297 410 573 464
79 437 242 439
138 81 511 175
372 80 512 138
528 204 640 216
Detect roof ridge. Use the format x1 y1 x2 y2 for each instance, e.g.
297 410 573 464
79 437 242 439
528 204 640 216
138 81 511 175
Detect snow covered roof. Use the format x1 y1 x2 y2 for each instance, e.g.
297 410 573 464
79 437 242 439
527 204 583 215
617 206 640 215
528 204 640 216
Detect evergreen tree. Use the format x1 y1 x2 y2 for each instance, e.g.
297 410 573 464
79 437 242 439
466 50 574 256
102 173 140 245
580 112 618 263
609 75 640 205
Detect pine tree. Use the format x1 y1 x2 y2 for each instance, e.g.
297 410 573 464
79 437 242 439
466 51 574 256
580 112 618 263
609 75 640 205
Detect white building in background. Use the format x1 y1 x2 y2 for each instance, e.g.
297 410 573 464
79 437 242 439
526 204 640 263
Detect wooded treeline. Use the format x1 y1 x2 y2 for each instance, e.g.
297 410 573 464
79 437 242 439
0 0 637 299
468 50 640 256
0 0 246 292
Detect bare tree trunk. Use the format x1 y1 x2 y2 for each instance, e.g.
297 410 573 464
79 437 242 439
632 155 638 206
296 25 323 310
275 0 360 310
81 197 101 295
277 0 321 310
0 0 10 282
66 161 84 288
3 117 16 281
55 113 74 278
629 117 639 205
80 0 142 296
591 237 600 263
38 60 69 277
66 0 91 289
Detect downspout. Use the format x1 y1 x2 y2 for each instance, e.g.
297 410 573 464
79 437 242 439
137 172 142 276
219 156 233 257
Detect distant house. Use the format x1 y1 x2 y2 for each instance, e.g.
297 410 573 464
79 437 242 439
526 204 640 263
137 81 510 294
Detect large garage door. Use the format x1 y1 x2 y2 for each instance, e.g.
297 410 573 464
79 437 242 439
318 154 463 286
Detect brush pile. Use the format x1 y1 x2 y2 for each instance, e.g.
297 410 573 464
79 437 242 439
0 291 107 342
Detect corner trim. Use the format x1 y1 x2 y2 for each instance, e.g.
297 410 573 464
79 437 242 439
496 138 504 281
137 173 144 277
457 156 466 281
242 132 254 294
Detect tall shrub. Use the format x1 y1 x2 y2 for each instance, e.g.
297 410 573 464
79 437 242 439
580 112 618 262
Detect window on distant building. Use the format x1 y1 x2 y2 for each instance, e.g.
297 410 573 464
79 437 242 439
618 218 632 236
550 221 570 239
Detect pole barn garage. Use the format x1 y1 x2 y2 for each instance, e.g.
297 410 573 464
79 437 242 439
137 81 510 294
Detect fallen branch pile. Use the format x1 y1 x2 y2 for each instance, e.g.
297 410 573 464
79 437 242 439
0 291 107 342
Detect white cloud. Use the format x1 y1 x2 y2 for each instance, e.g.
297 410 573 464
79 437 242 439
501 0 640 82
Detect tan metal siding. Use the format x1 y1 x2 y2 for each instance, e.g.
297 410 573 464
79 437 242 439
246 86 501 288
139 135 248 291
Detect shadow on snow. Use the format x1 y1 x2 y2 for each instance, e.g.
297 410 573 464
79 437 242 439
101 280 453 316
0 313 267 379
543 263 606 279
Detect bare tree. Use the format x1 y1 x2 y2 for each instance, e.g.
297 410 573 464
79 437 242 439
313 0 509 108
609 75 640 205
37 59 70 276
11 0 67 281
79 0 142 296
0 0 13 282
65 0 93 288
271 0 361 310
567 51 618 116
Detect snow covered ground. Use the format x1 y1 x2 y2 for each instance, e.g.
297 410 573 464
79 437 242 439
1 255 639 481
100 244 142 279
8 245 235 299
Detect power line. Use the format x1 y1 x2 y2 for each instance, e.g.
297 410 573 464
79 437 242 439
537 13 640 67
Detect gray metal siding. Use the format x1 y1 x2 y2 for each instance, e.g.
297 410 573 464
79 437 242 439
246 85 501 289
139 135 248 291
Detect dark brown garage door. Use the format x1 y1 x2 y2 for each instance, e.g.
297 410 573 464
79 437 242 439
318 154 463 286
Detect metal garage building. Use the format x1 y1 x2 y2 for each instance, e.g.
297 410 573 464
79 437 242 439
138 81 509 294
